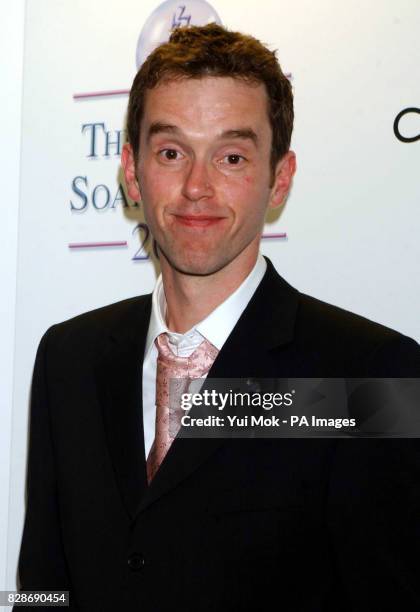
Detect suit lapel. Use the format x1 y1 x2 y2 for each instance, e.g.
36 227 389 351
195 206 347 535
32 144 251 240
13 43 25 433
96 296 152 521
137 258 300 514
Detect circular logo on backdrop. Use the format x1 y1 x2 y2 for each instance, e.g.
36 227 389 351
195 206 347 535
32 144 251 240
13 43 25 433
136 0 222 69
393 107 420 143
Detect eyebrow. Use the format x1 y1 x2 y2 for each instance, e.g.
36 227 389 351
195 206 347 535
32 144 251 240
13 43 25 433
220 128 258 147
147 123 180 142
147 122 259 147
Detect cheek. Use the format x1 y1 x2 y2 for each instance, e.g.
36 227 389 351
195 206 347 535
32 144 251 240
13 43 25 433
224 176 269 216
140 168 178 204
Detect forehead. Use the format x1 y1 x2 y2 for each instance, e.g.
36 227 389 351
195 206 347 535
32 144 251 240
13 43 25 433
140 76 271 141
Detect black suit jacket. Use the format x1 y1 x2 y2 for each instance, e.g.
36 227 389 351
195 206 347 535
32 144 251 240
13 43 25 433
17 259 420 611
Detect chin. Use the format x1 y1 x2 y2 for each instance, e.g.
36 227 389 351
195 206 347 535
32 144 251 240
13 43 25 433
172 260 222 277
162 249 231 277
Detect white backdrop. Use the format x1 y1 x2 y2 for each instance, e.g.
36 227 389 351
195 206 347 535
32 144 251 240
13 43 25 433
1 0 25 596
3 0 419 595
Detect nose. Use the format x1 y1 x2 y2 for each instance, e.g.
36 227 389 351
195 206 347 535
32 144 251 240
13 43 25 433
181 159 215 202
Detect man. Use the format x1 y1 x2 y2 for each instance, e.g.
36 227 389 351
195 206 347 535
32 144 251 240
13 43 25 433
17 24 420 611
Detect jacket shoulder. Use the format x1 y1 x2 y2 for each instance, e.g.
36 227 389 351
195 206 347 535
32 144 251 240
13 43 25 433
298 292 398 343
43 294 152 351
295 292 420 375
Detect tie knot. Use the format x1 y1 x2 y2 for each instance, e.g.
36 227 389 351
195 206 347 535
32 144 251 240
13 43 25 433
155 332 183 362
154 332 218 378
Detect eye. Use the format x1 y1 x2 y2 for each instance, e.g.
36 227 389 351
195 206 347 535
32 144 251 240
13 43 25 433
158 148 183 161
222 154 246 166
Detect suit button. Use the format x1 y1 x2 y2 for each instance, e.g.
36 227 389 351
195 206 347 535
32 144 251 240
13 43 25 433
128 553 145 571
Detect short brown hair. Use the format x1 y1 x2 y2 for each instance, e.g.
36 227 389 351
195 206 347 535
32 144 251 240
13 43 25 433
127 23 293 172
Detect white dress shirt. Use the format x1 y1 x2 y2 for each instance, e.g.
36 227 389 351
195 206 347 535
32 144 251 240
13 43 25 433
142 254 267 457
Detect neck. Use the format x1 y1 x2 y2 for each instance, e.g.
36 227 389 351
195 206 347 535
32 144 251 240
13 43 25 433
161 251 259 334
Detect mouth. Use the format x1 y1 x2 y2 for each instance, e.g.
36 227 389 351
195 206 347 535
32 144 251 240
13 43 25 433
173 214 226 228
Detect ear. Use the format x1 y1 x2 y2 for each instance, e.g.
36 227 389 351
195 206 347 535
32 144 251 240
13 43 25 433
268 151 296 209
121 143 141 202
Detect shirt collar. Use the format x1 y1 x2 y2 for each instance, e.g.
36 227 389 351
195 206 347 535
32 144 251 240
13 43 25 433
144 253 267 357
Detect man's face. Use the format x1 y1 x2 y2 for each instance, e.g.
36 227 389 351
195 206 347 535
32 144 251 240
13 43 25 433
123 76 295 277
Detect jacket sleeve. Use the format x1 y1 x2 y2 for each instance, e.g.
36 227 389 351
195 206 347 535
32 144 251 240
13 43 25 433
16 327 77 610
327 437 420 610
327 334 420 610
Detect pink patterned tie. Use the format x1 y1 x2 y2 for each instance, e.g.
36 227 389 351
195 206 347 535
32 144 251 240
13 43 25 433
146 333 219 483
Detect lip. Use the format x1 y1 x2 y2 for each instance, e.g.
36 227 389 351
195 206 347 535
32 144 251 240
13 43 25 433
173 214 226 228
